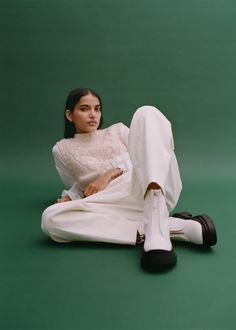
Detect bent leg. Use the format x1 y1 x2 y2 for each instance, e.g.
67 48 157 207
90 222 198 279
41 200 139 245
128 106 182 211
128 106 183 270
128 106 212 250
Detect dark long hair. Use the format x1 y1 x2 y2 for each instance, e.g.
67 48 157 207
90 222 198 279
64 88 103 138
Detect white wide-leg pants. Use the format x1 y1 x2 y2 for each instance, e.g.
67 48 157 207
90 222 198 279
41 106 182 245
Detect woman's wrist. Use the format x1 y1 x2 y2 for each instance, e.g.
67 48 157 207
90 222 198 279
106 168 123 182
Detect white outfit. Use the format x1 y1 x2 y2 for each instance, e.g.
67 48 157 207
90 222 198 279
41 106 182 245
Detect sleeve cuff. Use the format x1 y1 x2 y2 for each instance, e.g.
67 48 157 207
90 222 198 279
61 189 83 200
111 152 133 172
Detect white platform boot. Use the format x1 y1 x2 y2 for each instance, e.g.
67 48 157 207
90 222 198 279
169 217 203 244
141 189 177 272
170 211 217 246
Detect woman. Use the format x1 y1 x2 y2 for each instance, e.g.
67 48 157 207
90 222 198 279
41 88 217 272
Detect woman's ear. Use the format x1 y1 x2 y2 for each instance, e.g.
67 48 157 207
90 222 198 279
65 109 73 122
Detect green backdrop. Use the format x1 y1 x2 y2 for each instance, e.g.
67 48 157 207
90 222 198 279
1 0 236 329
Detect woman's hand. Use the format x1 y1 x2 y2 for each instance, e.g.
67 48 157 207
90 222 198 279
55 195 72 203
84 168 123 197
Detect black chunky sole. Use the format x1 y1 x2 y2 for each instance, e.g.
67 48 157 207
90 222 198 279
172 211 217 246
141 249 177 272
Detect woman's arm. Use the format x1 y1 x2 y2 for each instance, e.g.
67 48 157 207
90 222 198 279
120 123 129 147
110 123 133 172
52 144 75 189
84 168 123 197
52 145 84 202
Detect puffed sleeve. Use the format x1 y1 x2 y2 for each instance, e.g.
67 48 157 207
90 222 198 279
111 123 133 172
120 123 129 147
52 144 84 199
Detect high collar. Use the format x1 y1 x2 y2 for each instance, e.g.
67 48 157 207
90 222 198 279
74 129 101 142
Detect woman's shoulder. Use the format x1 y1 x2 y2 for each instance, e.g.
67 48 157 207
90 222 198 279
52 138 74 154
55 137 74 145
104 123 129 146
106 122 129 133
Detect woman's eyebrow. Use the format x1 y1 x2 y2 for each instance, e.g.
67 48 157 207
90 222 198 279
80 104 100 106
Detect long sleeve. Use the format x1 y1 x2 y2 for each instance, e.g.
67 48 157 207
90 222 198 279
111 124 133 172
52 144 84 199
120 123 129 147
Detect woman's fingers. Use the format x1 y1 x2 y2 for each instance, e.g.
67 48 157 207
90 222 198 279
55 195 71 203
84 185 100 197
84 188 97 197
84 176 110 197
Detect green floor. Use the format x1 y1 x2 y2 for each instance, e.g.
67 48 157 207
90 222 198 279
1 1 236 329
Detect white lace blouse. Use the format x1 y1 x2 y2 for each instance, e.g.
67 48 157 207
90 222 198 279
52 123 133 200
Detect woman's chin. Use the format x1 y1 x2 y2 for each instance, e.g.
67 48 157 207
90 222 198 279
77 127 98 134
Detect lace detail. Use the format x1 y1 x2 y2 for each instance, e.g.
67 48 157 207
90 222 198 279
57 123 128 190
103 123 127 160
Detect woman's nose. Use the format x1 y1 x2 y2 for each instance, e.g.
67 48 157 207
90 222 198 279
89 109 96 117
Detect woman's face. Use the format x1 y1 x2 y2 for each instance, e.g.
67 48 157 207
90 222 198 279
65 93 102 133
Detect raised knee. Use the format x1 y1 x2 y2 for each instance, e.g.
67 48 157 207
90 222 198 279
136 105 158 112
134 105 170 125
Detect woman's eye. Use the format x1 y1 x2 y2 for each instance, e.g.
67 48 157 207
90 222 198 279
80 106 88 111
95 107 101 112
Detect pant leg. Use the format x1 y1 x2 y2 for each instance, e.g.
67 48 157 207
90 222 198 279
41 178 140 245
128 106 182 211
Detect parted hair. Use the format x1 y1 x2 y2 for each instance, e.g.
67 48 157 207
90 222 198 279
64 88 103 138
